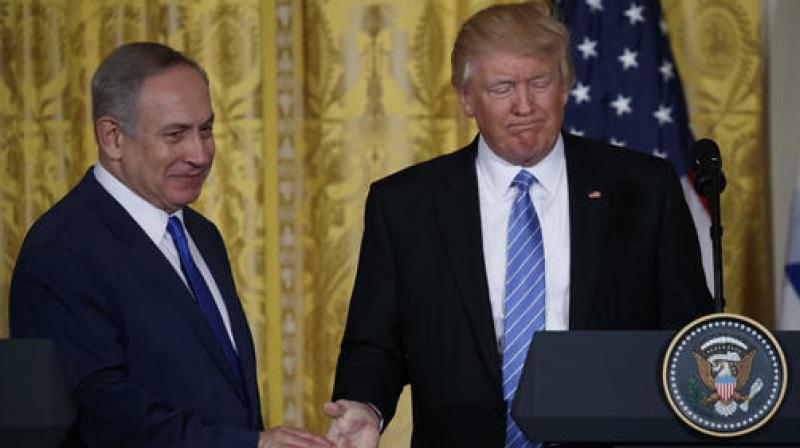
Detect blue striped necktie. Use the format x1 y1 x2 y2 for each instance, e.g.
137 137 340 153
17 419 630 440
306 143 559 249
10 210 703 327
166 216 246 395
503 170 545 448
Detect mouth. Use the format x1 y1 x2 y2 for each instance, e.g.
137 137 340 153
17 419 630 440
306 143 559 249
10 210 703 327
169 167 209 178
508 121 543 133
173 172 207 178
169 171 209 189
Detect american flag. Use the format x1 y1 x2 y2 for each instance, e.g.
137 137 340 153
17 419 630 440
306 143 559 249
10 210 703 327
558 0 713 289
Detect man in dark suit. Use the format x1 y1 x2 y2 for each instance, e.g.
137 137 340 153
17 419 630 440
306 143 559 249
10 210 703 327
324 2 712 447
9 42 333 448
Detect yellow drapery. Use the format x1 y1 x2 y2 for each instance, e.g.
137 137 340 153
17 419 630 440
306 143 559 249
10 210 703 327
663 0 771 325
0 1 767 446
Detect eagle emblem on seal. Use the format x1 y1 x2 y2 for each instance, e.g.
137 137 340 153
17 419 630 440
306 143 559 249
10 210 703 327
692 336 763 417
663 314 787 437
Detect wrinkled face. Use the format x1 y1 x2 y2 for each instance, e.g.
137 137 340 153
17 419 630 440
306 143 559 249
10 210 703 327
458 51 568 167
117 64 215 213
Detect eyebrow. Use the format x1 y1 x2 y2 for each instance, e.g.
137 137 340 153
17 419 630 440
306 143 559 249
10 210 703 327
159 114 215 133
486 79 514 88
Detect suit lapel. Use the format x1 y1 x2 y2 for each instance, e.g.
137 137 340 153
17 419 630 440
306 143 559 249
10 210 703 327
434 142 502 394
81 173 248 404
564 135 609 329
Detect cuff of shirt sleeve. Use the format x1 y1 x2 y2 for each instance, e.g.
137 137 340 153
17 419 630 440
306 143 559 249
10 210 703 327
366 402 384 432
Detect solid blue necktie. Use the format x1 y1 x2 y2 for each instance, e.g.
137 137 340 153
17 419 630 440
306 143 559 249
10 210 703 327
503 170 545 448
166 216 246 395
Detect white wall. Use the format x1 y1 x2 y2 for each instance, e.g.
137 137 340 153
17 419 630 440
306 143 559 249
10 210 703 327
766 0 800 322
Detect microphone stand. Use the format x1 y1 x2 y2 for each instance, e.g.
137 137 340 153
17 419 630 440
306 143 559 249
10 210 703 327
706 173 725 313
694 144 726 313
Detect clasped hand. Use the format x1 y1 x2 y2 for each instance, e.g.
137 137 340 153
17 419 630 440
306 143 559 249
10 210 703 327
323 399 381 448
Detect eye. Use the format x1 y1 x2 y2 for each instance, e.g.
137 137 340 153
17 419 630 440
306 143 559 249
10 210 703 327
199 124 214 138
489 83 512 96
165 130 185 141
530 77 553 90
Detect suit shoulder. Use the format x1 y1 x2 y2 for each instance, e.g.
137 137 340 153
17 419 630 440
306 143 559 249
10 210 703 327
371 145 475 195
11 182 106 291
21 183 96 248
565 133 674 175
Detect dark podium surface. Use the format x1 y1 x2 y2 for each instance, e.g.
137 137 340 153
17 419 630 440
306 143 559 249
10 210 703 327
512 331 800 447
0 339 75 447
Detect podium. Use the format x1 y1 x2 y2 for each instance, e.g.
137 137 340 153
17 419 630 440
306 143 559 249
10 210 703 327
511 331 800 447
0 339 75 447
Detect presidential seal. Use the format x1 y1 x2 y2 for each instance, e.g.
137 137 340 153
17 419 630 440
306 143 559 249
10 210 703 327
662 313 787 437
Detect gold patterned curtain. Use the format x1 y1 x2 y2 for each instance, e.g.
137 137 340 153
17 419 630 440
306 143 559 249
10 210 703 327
0 1 768 447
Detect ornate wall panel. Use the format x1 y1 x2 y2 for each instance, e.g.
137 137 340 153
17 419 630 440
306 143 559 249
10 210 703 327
265 0 302 427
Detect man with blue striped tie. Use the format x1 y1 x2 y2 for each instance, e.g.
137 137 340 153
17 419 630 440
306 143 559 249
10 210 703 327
325 2 712 447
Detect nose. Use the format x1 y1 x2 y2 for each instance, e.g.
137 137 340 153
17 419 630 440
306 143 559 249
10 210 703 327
512 86 534 115
185 131 214 167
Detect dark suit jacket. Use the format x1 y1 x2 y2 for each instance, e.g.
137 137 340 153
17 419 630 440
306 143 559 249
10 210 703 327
9 169 263 447
332 134 712 447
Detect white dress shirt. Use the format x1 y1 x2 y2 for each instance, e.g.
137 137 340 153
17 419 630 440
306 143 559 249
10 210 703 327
93 163 237 348
476 134 571 343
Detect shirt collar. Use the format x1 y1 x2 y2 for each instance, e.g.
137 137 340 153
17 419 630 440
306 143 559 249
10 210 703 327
476 133 566 197
93 162 184 245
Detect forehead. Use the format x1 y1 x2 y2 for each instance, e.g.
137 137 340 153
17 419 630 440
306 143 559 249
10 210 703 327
135 65 211 124
472 51 559 80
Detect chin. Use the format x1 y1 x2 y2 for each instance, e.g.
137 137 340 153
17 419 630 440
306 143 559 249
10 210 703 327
169 191 202 208
508 148 548 167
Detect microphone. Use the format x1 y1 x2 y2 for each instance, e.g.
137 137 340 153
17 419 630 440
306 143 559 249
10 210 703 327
692 138 726 196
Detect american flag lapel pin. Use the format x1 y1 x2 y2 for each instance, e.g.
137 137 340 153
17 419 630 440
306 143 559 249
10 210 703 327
588 190 602 199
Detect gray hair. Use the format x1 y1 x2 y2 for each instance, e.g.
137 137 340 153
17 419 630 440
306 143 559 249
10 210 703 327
91 42 208 136
451 0 574 91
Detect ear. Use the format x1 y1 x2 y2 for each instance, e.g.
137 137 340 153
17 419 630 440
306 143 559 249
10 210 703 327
457 87 475 118
95 116 124 160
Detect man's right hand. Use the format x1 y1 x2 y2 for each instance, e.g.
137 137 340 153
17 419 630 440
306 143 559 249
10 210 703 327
258 426 335 448
323 400 380 448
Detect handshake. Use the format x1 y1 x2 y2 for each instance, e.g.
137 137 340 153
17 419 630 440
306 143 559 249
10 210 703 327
258 400 380 448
